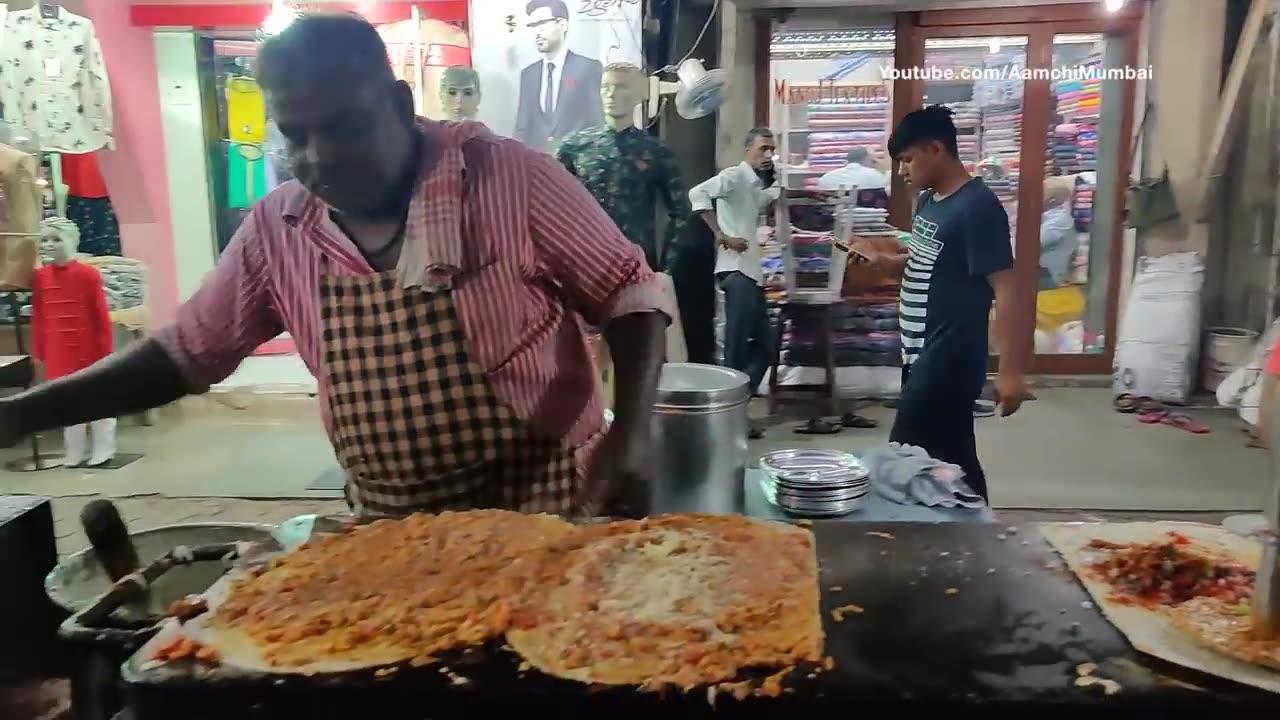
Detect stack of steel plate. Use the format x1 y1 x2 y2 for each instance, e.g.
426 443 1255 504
759 449 870 518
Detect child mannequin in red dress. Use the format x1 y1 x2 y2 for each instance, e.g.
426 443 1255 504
32 217 115 467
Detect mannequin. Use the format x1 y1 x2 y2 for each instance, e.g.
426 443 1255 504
555 63 689 362
554 63 688 272
439 65 481 121
31 217 115 467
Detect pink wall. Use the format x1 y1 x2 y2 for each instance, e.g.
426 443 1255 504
65 0 180 327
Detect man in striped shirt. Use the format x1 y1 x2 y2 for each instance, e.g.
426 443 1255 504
0 14 670 518
855 106 1029 501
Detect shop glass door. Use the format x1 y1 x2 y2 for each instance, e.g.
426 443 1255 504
918 34 1034 364
1037 32 1133 363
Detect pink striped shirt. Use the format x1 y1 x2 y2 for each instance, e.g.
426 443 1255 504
154 121 673 446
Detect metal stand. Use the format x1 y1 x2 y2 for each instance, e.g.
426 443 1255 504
1255 398 1280 638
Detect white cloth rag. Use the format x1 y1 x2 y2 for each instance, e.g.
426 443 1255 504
861 442 985 509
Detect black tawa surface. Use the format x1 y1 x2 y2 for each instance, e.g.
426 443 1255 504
121 522 1280 718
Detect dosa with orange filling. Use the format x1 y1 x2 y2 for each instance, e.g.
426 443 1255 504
205 510 573 672
506 514 825 691
1170 597 1280 672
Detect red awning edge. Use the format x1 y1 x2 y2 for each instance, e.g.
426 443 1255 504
130 2 469 28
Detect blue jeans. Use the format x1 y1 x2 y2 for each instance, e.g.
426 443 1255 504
717 271 773 393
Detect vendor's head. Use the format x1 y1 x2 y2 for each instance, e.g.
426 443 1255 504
527 0 569 56
40 217 79 265
888 105 960 190
258 13 417 219
1043 176 1074 209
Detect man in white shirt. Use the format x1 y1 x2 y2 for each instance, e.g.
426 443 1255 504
689 128 780 437
817 147 889 192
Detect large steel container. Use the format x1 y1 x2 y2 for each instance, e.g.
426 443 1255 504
650 363 751 514
46 522 275 615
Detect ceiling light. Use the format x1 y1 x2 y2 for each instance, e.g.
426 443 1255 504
261 0 298 36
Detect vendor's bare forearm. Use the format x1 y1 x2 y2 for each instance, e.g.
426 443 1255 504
11 338 189 435
602 312 666 435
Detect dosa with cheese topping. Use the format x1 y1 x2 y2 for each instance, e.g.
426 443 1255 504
204 510 573 673
506 514 825 690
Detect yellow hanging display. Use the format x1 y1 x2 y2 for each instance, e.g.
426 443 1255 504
226 77 267 144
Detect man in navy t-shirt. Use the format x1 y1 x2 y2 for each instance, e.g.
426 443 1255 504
855 106 1030 500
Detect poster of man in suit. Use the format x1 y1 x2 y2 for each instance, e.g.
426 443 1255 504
469 0 643 152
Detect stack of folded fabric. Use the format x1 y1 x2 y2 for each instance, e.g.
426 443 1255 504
1075 124 1098 173
787 230 835 293
947 101 981 174
1069 179 1095 285
806 131 883 171
783 302 902 369
1072 179 1094 230
803 98 889 171
1051 123 1081 174
843 207 892 235
758 226 787 306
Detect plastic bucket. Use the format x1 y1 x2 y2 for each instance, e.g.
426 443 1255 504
1202 327 1259 392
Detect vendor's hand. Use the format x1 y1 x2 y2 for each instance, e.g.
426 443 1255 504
719 236 749 253
993 372 1029 417
582 424 652 519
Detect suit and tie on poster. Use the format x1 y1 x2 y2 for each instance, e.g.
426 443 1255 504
470 0 643 152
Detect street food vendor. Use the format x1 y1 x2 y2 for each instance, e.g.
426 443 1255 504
0 14 669 518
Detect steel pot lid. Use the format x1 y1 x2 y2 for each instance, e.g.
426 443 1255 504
654 362 751 410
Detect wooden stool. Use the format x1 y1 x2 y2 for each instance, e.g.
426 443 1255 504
767 301 840 417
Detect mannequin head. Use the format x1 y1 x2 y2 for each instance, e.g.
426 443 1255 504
40 217 80 266
439 66 481 121
601 63 645 130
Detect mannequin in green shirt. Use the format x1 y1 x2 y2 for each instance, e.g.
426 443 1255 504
555 63 688 272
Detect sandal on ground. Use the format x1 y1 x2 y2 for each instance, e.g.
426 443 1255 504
840 412 878 429
794 418 842 435
1159 413 1210 434
748 427 766 440
1137 410 1169 424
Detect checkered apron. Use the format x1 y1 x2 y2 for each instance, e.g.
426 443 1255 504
321 271 584 516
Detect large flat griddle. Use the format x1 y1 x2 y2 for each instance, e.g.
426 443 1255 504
121 522 1278 718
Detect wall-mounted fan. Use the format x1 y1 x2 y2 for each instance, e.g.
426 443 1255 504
647 58 727 120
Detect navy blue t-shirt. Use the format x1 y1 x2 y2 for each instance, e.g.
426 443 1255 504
899 179 1013 387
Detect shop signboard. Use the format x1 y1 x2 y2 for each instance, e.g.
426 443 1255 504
469 0 643 153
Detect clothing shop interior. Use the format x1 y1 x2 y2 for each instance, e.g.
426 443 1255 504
4 0 1280 717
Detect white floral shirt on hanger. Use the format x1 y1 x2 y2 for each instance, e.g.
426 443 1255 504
0 7 112 153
